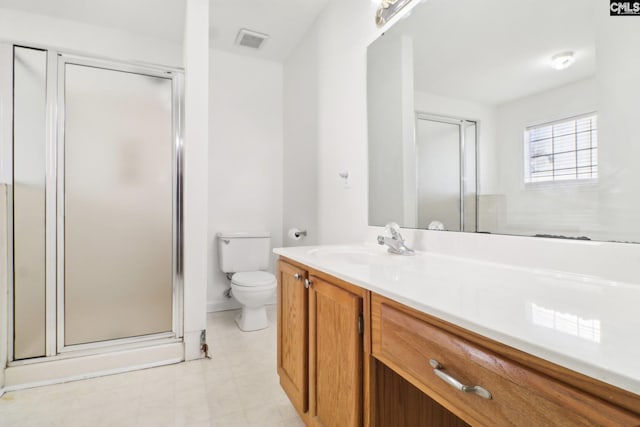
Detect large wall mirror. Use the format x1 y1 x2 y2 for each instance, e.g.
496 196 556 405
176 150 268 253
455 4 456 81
367 0 640 243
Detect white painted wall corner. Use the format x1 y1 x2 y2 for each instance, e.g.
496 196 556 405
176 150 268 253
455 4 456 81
182 0 210 360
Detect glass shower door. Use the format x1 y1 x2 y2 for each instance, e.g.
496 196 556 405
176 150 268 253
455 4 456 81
13 47 47 359
415 115 477 232
61 61 174 347
416 118 462 231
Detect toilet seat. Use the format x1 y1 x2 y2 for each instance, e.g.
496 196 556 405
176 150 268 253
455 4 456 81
231 271 276 288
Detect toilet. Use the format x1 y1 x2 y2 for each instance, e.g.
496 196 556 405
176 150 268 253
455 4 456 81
216 231 276 331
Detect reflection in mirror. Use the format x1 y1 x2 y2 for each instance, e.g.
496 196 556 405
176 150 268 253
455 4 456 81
367 0 640 243
414 114 476 232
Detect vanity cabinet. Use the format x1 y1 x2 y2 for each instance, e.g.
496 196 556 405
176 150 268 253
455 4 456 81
277 258 366 427
370 293 640 427
277 260 309 416
277 256 640 427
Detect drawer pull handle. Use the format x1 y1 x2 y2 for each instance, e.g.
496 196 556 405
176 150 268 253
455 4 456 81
429 359 492 400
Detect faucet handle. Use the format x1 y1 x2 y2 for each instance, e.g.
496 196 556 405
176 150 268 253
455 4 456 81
385 222 402 240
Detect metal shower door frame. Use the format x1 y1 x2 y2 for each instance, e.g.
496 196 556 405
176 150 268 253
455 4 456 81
1 40 184 364
55 53 185 354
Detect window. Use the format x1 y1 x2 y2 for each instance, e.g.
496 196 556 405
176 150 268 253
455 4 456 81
524 114 598 183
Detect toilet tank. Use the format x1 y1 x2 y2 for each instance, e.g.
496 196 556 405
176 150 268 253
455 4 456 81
217 231 271 273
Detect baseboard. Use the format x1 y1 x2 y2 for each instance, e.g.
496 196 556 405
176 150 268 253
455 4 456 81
207 299 241 312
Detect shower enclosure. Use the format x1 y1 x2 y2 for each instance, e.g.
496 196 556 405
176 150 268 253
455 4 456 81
4 43 183 363
415 113 477 232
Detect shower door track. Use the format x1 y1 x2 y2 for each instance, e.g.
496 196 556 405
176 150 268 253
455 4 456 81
7 335 181 367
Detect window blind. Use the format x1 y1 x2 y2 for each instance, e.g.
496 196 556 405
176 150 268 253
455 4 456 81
524 114 598 183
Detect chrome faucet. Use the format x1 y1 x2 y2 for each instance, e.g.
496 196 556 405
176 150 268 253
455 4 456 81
377 222 414 255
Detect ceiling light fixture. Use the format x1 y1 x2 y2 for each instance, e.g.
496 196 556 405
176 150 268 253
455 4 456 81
550 51 576 70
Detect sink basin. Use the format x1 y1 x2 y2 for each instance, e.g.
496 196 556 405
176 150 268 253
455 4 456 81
307 245 408 266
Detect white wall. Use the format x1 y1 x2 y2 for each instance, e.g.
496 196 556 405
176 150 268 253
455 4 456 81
286 0 432 245
283 27 319 247
0 8 182 67
183 0 209 360
314 0 381 244
208 49 283 312
284 1 427 244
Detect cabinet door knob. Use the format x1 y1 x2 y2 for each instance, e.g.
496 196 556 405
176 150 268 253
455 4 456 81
294 273 301 280
429 359 492 400
304 278 313 289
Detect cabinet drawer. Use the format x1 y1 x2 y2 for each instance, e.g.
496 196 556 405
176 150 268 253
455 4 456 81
371 295 640 427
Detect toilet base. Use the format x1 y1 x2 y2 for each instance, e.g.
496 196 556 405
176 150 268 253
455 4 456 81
235 306 269 331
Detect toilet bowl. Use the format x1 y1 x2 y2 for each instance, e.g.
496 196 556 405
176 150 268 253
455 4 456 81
216 230 276 332
231 271 277 331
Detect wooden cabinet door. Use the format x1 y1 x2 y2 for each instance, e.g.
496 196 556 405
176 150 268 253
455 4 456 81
277 260 309 417
309 275 363 427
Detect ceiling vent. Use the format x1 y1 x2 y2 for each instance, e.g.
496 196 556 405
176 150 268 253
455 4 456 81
235 28 269 50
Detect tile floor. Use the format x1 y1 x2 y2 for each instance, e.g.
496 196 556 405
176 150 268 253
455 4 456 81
0 306 304 427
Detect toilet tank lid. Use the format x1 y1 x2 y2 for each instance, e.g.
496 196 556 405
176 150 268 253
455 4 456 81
216 231 271 239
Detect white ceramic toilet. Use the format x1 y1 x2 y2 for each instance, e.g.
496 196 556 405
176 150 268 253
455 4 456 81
216 231 276 331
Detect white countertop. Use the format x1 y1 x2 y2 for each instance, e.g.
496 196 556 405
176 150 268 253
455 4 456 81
273 244 640 395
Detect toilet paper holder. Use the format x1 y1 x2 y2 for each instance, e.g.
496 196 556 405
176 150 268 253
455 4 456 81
288 228 308 240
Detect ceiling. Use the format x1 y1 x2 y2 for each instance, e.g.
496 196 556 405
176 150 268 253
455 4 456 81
0 0 186 43
210 0 329 61
0 0 330 62
383 0 596 106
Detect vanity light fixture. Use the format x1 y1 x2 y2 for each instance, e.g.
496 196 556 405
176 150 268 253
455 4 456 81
375 0 415 27
549 51 576 70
